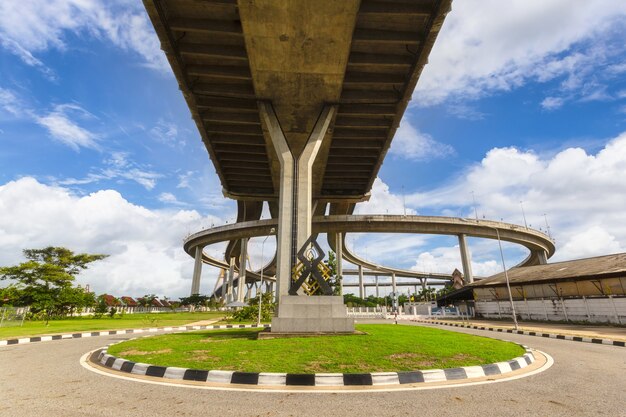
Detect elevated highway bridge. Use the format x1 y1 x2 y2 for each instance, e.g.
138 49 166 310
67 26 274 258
144 1 554 314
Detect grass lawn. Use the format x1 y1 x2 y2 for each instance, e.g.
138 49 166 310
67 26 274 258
0 311 225 339
106 324 525 373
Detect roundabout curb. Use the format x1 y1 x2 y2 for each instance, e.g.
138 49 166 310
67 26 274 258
0 323 268 347
414 319 626 347
91 337 536 387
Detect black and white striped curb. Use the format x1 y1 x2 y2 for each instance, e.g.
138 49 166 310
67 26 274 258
414 319 626 348
93 344 536 387
0 323 269 347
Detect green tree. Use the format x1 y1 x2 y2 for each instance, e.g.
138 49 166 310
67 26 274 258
137 294 157 308
324 250 341 295
231 292 275 322
417 286 437 301
180 294 210 308
0 247 107 323
343 293 377 307
436 284 454 298
94 296 109 318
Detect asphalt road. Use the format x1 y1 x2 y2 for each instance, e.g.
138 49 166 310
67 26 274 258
0 322 624 417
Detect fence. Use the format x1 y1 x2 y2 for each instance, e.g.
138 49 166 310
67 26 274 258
475 296 625 324
346 306 387 318
0 306 30 327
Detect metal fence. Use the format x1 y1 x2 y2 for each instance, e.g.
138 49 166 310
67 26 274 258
0 306 30 327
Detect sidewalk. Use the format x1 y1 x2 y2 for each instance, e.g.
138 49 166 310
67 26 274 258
426 318 626 342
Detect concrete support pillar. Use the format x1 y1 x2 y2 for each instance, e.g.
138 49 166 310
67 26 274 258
375 275 379 298
190 246 203 296
458 234 474 284
358 264 365 299
213 269 225 301
422 279 426 290
391 272 397 295
227 257 235 304
336 233 343 295
237 238 248 302
259 102 336 300
536 250 548 265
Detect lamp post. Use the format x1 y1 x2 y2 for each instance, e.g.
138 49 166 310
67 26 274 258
520 201 528 229
471 191 478 221
257 228 275 327
492 227 519 330
460 218 519 330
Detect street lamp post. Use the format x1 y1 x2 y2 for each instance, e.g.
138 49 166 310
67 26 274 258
257 228 275 327
492 227 519 330
460 218 519 330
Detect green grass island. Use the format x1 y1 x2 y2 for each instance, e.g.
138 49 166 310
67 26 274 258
106 324 525 374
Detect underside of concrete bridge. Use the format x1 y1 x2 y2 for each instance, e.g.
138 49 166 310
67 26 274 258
145 0 553 333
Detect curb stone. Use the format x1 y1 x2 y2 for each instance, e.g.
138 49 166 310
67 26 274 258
0 323 269 347
414 319 625 348
93 338 536 387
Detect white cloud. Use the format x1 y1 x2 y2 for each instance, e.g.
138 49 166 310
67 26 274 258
558 226 624 260
388 120 454 161
0 87 31 117
0 177 223 297
416 0 626 108
57 151 162 190
541 96 565 110
406 131 626 262
0 0 168 73
36 103 100 150
150 119 183 147
177 171 195 189
158 192 186 206
410 245 501 278
354 178 416 216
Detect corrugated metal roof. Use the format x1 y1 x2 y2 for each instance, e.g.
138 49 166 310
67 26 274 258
471 252 626 287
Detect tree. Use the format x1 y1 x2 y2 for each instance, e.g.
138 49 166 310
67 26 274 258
0 247 107 323
230 292 275 322
416 286 437 301
137 294 157 308
436 284 454 299
180 294 210 308
324 250 341 295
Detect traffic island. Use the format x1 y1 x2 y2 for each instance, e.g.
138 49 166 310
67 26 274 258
84 324 549 389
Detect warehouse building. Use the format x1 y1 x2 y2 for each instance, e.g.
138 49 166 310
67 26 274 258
470 253 626 324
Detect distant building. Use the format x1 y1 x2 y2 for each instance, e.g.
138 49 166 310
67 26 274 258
120 296 138 308
100 294 121 307
470 253 626 323
472 252 626 300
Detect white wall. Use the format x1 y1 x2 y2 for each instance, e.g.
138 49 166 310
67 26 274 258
475 296 625 324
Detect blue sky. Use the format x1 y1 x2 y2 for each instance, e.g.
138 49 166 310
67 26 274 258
1 0 626 298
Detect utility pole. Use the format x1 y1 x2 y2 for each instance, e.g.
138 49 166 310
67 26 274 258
471 191 478 221
402 185 407 216
520 201 528 229
543 213 552 239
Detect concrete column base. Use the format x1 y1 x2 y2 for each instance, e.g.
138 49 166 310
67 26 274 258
271 296 355 333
